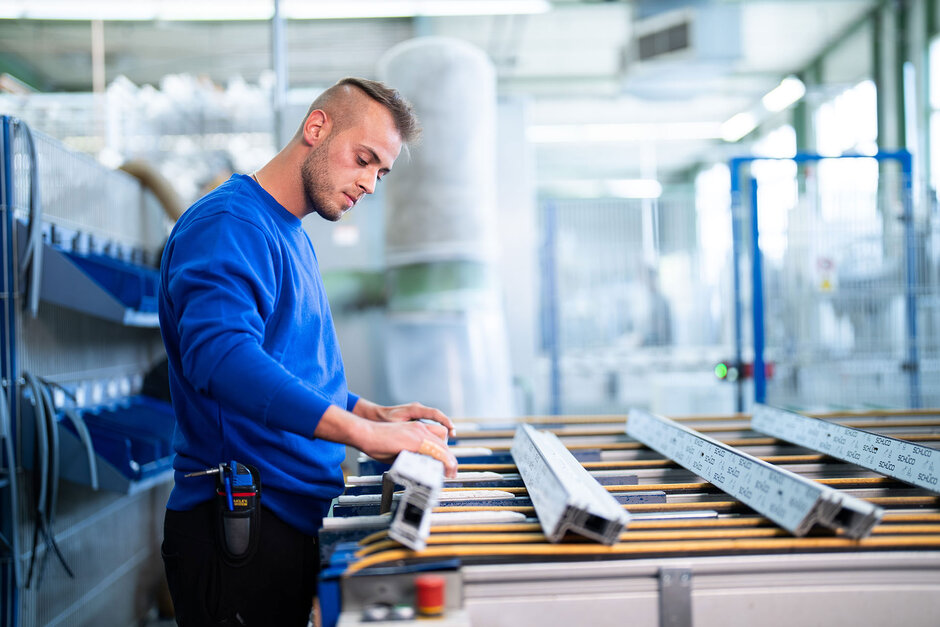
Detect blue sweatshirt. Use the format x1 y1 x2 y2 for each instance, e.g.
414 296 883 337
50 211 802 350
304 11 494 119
159 174 359 535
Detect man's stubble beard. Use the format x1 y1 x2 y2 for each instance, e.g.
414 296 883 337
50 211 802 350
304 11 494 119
300 137 344 222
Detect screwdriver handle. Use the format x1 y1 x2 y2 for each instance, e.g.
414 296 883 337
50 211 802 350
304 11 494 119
184 463 226 478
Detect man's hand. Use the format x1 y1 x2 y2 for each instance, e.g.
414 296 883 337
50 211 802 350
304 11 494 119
316 405 458 478
360 419 458 478
353 399 456 438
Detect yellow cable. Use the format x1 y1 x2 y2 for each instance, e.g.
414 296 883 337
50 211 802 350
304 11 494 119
346 535 940 574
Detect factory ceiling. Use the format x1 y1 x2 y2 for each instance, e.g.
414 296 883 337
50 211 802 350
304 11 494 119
0 0 879 182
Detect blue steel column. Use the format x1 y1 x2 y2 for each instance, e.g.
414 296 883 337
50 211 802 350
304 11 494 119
748 177 767 403
729 159 745 412
899 151 922 408
541 201 561 415
0 116 19 627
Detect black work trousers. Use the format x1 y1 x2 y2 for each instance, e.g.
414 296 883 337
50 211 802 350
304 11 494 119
162 501 319 627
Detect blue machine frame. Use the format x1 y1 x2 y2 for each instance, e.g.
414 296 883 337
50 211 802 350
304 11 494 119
1 116 22 627
729 150 920 411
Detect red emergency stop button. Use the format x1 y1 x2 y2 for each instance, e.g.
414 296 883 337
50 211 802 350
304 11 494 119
415 574 445 617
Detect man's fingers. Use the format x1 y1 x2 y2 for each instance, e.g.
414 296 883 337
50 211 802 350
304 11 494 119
417 438 458 478
412 406 456 437
421 421 449 443
386 402 456 437
431 409 456 437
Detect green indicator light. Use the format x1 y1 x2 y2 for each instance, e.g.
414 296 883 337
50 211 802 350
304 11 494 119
715 363 728 379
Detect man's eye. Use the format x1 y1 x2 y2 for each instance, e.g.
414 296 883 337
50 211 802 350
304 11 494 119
357 157 368 166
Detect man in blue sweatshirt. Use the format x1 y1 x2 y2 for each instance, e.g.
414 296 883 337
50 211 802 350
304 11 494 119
159 77 458 626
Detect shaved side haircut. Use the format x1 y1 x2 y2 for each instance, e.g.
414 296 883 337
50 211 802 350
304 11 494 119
296 77 421 144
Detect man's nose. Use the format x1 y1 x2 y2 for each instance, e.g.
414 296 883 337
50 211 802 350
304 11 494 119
357 171 377 195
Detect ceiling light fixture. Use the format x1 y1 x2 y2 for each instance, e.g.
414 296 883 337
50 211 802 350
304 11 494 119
720 111 758 143
284 0 551 19
761 76 806 113
527 122 723 143
0 1 151 20
0 0 272 21
0 0 550 21
539 179 663 200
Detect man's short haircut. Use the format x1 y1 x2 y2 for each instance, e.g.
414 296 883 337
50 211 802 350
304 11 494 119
299 77 421 144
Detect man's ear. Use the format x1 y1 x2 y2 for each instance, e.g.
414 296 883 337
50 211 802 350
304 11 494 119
302 109 330 146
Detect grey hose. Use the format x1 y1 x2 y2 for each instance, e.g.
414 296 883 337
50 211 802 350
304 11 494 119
12 119 42 318
24 373 48 588
0 386 22 588
23 372 73 588
62 407 98 491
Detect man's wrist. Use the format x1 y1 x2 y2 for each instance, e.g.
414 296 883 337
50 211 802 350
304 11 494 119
347 417 374 452
316 404 370 448
354 398 386 422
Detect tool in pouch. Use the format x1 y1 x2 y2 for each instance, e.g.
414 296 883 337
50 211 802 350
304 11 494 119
186 461 262 564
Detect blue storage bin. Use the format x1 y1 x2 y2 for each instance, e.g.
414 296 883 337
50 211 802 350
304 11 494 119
63 250 159 313
22 394 176 494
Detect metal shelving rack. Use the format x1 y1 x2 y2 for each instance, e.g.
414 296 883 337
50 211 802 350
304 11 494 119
0 116 173 627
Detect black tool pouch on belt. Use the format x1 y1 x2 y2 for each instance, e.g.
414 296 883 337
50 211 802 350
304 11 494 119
215 464 261 566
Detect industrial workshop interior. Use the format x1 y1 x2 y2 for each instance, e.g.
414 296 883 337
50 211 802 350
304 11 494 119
3 0 940 625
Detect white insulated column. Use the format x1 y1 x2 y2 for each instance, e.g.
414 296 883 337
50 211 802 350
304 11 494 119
378 37 514 418
379 36 498 265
